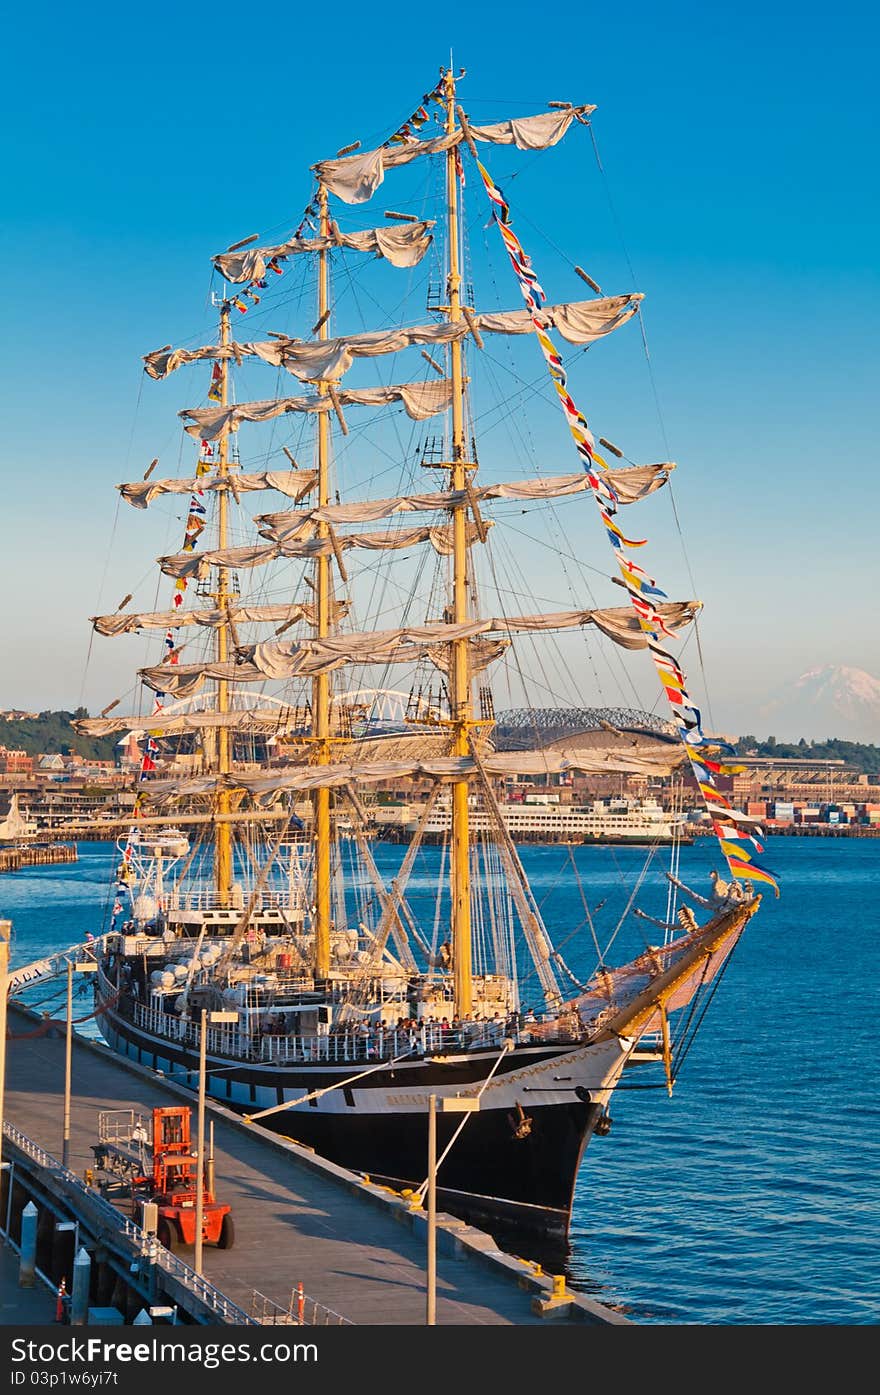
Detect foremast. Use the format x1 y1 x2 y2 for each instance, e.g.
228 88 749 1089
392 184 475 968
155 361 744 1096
443 70 474 1019
214 299 233 901
313 184 333 982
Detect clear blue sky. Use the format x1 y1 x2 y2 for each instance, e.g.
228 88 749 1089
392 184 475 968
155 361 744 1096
2 0 877 738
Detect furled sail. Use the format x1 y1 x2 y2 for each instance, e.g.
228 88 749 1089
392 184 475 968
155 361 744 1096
149 325 466 385
144 330 465 382
313 107 595 204
240 604 700 678
139 741 687 800
137 600 695 697
477 294 642 344
75 707 310 738
427 640 509 677
247 324 464 383
145 296 640 385
469 109 596 146
90 601 345 637
158 544 278 579
212 220 435 282
157 522 488 579
180 380 453 441
138 660 263 698
118 470 317 509
485 746 684 778
257 465 674 539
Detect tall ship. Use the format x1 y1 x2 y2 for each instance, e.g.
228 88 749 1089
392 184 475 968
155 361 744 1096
77 69 778 1244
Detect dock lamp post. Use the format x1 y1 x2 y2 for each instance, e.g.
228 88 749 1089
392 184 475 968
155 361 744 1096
426 1095 480 1325
194 1009 238 1276
63 960 98 1169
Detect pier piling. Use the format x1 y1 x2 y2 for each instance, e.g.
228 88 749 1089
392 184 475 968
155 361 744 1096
19 1201 37 1288
70 1246 91 1326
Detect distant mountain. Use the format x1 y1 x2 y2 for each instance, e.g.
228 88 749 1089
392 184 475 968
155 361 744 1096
758 666 880 743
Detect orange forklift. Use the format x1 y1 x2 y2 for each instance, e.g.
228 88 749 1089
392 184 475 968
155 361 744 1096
95 1105 234 1253
140 1106 234 1253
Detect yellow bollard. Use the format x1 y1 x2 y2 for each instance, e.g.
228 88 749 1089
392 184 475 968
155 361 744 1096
531 1270 573 1317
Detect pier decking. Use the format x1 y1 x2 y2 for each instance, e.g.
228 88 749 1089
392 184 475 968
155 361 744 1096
3 1005 627 1326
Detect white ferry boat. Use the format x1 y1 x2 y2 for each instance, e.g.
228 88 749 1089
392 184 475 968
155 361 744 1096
400 795 688 845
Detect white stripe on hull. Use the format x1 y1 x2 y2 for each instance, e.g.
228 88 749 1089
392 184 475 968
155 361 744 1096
97 1009 631 1115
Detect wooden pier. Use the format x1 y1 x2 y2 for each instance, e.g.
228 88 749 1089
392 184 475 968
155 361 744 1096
0 844 77 874
2 1004 628 1327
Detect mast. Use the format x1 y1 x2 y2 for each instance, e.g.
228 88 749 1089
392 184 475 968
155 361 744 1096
444 69 473 1018
312 183 332 981
214 299 233 901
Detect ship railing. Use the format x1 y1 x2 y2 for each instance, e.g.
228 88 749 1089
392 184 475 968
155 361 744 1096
169 890 300 912
636 1029 663 1046
96 963 119 1010
253 1023 521 1063
132 1002 251 1059
206 1023 255 1058
130 1001 566 1064
1 1122 255 1325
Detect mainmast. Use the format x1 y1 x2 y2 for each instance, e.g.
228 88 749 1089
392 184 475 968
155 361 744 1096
214 299 233 901
312 184 332 982
444 70 473 1018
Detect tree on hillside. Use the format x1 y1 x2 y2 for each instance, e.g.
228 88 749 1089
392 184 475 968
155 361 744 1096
0 711 118 763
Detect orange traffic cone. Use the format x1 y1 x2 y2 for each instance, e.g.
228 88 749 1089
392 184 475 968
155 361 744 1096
55 1278 67 1323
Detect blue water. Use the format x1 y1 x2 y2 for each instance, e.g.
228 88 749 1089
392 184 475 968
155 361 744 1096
2 836 878 1325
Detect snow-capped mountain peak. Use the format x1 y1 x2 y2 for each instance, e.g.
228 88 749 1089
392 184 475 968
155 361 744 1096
758 665 880 742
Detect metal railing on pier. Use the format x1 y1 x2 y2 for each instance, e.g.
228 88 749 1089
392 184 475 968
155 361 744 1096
250 1285 353 1326
2 1121 256 1326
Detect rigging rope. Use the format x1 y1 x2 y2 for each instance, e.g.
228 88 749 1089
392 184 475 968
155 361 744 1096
242 1045 421 1122
7 988 122 1038
413 1038 514 1201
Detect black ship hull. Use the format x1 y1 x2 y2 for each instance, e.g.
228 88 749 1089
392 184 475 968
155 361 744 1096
265 1094 604 1239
